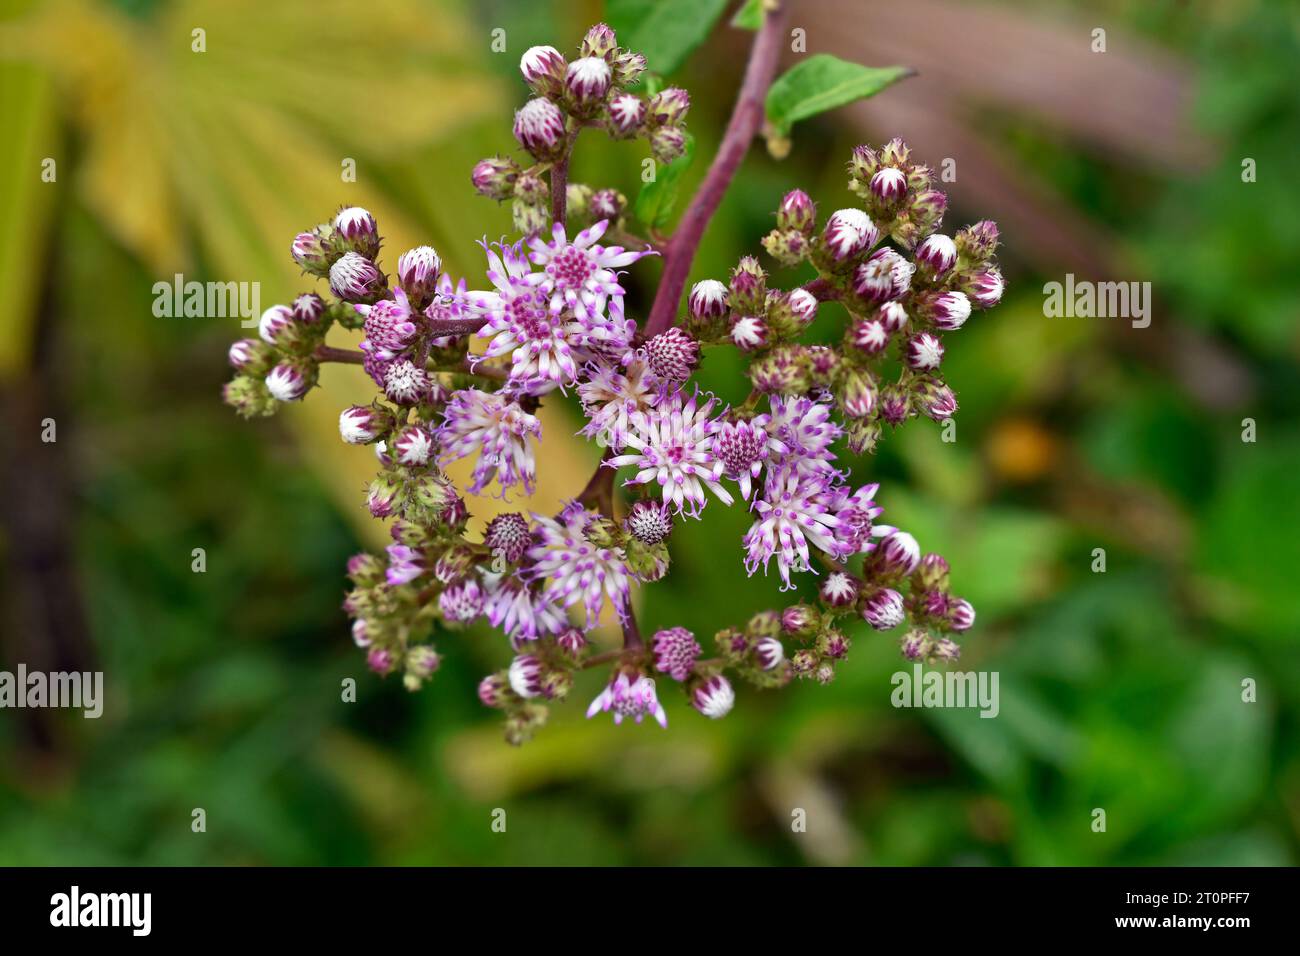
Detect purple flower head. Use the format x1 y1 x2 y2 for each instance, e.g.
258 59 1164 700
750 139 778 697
966 268 1004 309
578 358 662 449
730 315 768 351
712 415 780 500
439 578 485 624
393 424 436 466
876 530 921 576
643 327 699 386
526 503 631 629
928 291 971 331
743 465 844 590
949 598 976 632
329 251 384 302
356 289 420 360
508 654 546 698
652 627 701 681
869 166 908 203
383 358 431 405
625 499 673 545
483 575 566 644
765 394 841 478
528 220 649 325
607 389 734 517
258 305 295 345
566 56 611 106
293 292 325 325
484 512 533 565
849 316 890 354
339 405 385 445
385 544 425 587
587 671 668 728
266 363 309 402
827 481 884 555
438 388 541 496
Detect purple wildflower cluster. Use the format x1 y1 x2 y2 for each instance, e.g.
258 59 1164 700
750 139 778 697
221 20 1000 744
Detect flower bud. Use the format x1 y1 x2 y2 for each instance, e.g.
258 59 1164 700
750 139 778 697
753 636 785 671
383 358 431 405
905 331 944 370
512 199 550 237
853 248 913 303
878 300 909 333
837 366 877 419
471 155 520 201
761 229 810 267
688 279 729 320
258 304 295 345
869 167 908 204
396 246 442 309
566 56 611 109
781 604 819 637
332 206 380 259
222 375 277 419
691 674 735 718
478 673 510 708
612 50 646 86
845 417 882 455
956 220 999 262
878 383 911 426
367 646 395 675
508 655 546 699
580 22 618 60
728 256 767 314
291 227 333 277
366 474 402 517
777 189 816 234
876 530 921 576
910 189 948 231
393 423 436 466
607 93 646 137
649 125 687 164
916 552 950 590
930 637 961 662
484 512 532 564
900 629 931 661
329 251 386 303
520 45 566 97
818 629 850 660
265 360 314 402
964 268 1004 309
862 587 905 630
790 649 818 675
228 337 275 374
848 144 880 184
915 233 957 276
880 137 910 167
556 628 589 661
565 183 593 224
820 571 860 608
290 292 325 326
918 379 958 421
822 208 878 261
589 188 626 223
730 315 768 351
513 171 549 207
847 316 889 355
749 345 811 394
814 662 837 685
339 404 392 444
925 290 972 331
948 597 975 632
647 87 690 126
513 97 567 160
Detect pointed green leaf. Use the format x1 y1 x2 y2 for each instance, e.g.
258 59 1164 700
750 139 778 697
765 54 912 138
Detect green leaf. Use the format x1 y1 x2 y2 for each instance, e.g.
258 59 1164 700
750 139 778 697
731 0 764 30
634 134 696 229
765 54 912 138
607 0 730 76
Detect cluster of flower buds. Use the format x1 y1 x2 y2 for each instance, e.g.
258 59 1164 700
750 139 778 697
740 141 1004 453
220 22 999 746
471 23 685 238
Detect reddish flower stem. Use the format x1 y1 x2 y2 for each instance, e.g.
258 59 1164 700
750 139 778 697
314 345 365 364
643 2 790 337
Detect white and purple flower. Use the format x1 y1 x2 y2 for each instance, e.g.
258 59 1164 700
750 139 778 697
438 388 541 496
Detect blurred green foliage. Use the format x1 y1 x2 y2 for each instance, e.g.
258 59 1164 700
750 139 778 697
0 0 1297 866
